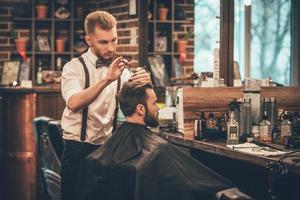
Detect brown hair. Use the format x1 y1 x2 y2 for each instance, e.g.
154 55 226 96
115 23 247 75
118 82 153 117
84 10 117 34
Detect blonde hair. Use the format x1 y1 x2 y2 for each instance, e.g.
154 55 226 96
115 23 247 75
84 10 117 34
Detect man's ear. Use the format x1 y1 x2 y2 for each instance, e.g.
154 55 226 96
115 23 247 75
136 104 145 116
85 35 92 46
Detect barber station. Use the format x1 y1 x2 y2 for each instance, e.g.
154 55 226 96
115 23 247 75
1 0 300 200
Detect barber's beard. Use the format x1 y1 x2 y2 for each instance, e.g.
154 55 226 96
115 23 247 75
144 107 159 127
91 46 115 65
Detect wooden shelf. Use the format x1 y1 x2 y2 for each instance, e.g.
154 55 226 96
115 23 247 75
11 0 91 85
13 17 33 21
148 52 173 55
35 18 52 22
148 20 192 24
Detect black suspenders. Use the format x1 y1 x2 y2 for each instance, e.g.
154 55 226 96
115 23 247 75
78 56 121 142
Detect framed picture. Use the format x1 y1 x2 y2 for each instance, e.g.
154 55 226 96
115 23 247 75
147 56 169 87
19 58 31 81
155 36 167 52
0 61 21 86
37 35 50 51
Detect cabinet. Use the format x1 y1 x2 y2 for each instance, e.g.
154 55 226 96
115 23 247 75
0 87 65 200
11 0 102 84
146 0 194 84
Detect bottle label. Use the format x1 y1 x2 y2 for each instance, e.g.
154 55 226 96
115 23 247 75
281 125 291 136
259 125 270 136
228 126 238 139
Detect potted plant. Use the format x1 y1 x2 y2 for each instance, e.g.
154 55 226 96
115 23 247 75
36 2 48 19
177 31 193 53
158 4 168 21
56 37 66 52
12 29 29 53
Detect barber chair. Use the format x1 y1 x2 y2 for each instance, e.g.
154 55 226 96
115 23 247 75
33 116 61 200
48 120 63 161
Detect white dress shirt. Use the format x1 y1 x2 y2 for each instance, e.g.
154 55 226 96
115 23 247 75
61 48 131 145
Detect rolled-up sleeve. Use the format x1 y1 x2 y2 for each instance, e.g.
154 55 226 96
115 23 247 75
61 60 84 104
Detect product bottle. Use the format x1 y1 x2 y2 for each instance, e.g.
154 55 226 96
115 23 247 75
196 112 206 140
227 103 239 145
57 56 62 71
36 61 43 84
259 110 272 143
280 111 292 139
206 112 217 130
292 112 300 136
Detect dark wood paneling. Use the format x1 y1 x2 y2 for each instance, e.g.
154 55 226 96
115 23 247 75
220 0 234 86
182 87 243 137
0 92 36 200
260 86 300 110
36 93 65 120
0 88 64 200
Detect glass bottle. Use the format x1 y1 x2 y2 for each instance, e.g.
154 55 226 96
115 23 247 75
272 125 280 142
292 111 300 136
36 61 43 84
197 112 206 140
206 112 217 130
280 111 292 139
259 110 272 143
227 105 239 145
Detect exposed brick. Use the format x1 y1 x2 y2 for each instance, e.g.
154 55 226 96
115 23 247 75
118 30 130 37
187 54 194 59
183 60 193 66
0 23 9 30
0 52 9 59
0 38 8 45
184 67 194 74
0 31 10 37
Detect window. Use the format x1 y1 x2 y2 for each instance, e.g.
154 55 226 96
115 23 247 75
234 0 291 85
194 0 220 73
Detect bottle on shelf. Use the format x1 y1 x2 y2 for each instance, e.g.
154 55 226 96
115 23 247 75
36 61 43 85
227 102 239 145
57 56 62 71
259 110 272 143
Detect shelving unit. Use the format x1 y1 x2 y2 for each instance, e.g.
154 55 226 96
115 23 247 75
11 0 99 84
146 0 194 81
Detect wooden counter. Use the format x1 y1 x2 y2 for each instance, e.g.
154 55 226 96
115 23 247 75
0 86 65 200
158 132 300 175
159 132 300 199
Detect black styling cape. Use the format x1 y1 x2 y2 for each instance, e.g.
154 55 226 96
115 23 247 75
77 122 233 200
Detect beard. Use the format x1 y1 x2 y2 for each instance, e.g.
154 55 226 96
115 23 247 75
144 107 159 127
92 46 115 66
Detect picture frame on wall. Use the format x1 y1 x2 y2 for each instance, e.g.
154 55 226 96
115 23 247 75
19 59 31 81
147 56 169 87
0 61 21 86
37 35 50 51
155 36 167 52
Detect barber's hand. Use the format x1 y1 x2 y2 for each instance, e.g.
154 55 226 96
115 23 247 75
129 68 152 84
106 56 126 82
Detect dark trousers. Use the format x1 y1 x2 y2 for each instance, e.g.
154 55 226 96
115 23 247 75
61 140 100 200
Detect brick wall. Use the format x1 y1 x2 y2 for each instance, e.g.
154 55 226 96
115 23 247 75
174 0 194 75
98 0 139 61
0 4 13 72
